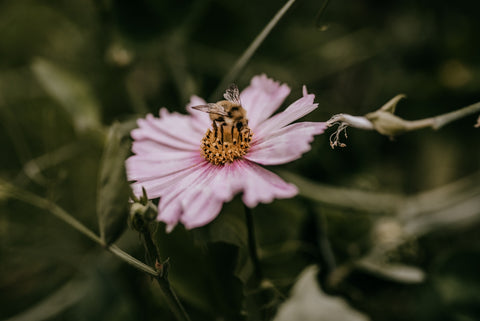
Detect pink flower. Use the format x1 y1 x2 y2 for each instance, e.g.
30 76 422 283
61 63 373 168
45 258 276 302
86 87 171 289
126 74 326 231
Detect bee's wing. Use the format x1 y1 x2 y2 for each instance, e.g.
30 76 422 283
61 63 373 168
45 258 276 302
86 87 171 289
191 103 229 116
223 84 241 104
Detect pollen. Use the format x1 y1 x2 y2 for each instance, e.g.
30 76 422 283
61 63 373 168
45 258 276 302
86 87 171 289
200 124 253 165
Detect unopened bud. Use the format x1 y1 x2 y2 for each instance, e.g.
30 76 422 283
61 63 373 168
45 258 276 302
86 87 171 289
129 199 157 232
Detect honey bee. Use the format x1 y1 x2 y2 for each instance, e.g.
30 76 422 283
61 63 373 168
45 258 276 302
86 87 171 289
192 84 248 133
192 84 252 165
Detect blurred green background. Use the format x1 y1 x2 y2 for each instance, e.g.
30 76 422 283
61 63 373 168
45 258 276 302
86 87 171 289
1 0 479 320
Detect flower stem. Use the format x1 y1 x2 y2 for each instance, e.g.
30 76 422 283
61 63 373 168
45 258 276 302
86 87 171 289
108 244 158 275
3 180 158 276
211 0 297 100
140 226 192 321
327 99 480 147
244 205 263 283
426 101 480 130
244 206 279 320
376 100 480 132
155 269 192 321
2 180 191 321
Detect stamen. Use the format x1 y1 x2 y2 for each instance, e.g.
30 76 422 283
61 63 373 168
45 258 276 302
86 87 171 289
201 125 252 165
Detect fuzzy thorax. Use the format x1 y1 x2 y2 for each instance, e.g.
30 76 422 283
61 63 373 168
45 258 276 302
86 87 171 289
200 123 252 165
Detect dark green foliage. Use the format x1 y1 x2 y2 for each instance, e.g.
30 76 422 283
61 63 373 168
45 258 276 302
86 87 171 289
1 0 480 320
155 223 245 320
97 122 133 245
193 197 252 283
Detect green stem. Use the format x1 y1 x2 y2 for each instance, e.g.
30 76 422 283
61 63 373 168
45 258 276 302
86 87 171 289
211 0 297 100
245 206 279 321
244 205 263 283
156 275 192 321
3 180 191 321
108 244 157 276
5 182 158 276
140 226 191 321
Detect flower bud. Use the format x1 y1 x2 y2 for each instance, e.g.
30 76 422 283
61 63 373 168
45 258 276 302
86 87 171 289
129 199 158 232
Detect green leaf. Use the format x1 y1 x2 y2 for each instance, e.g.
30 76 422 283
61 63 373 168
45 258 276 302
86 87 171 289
31 58 102 134
96 122 132 245
193 200 247 247
154 225 245 320
192 197 253 283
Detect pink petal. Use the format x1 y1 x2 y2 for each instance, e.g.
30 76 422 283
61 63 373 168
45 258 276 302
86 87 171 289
233 159 298 207
158 109 205 144
240 74 291 130
158 162 234 231
156 162 214 229
154 158 298 231
254 86 317 138
179 188 224 229
126 152 199 181
129 156 205 199
131 111 202 151
131 139 192 156
245 122 326 165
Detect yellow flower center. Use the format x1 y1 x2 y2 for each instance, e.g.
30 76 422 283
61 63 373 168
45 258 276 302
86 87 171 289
200 123 252 165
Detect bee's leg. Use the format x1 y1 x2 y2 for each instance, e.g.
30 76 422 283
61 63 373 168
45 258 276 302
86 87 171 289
219 124 224 144
213 121 218 139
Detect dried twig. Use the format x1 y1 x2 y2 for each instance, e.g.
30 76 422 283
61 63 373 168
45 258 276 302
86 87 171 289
327 95 480 148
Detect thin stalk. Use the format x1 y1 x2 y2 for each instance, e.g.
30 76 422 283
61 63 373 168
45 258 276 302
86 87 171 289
108 245 158 276
399 101 480 131
156 273 192 321
139 225 191 321
211 0 297 100
3 180 191 321
244 205 263 283
4 182 158 276
244 206 280 321
317 209 337 273
328 99 480 147
430 101 480 129
315 0 331 28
